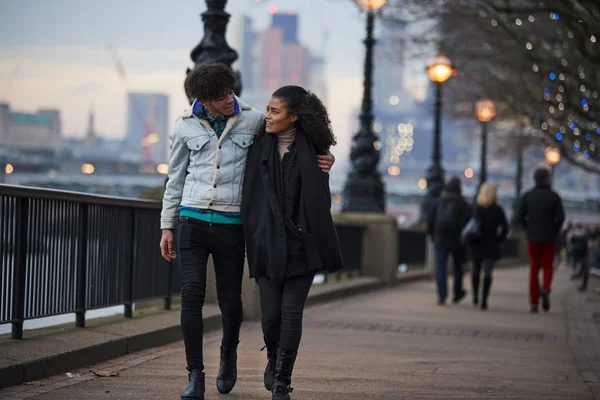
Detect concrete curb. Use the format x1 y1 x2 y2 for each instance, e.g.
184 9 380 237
0 276 422 390
0 314 222 390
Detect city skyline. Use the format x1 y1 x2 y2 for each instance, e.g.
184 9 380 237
0 0 430 167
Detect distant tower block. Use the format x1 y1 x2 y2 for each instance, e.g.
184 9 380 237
86 104 96 146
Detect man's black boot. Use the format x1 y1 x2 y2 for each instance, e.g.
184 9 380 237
181 369 204 400
540 289 551 312
216 346 237 394
272 349 297 400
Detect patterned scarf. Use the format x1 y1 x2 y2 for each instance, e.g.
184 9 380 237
192 99 240 138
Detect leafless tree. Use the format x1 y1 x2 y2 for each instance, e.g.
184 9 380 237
380 0 600 173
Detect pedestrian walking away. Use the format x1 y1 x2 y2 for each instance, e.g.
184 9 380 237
466 183 509 311
159 65 334 400
516 166 565 313
242 85 345 400
427 176 471 306
570 223 589 281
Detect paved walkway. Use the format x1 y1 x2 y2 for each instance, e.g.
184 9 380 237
1 265 599 399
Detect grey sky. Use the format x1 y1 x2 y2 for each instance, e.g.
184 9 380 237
0 0 365 76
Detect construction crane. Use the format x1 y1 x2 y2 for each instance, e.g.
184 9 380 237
1 57 24 101
105 42 158 164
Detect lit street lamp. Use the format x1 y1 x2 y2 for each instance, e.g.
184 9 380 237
342 0 387 212
475 98 496 193
545 146 561 175
419 55 454 223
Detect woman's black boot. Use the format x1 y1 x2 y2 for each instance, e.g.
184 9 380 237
181 369 205 400
216 346 237 394
472 274 480 306
481 276 492 311
272 349 297 400
263 343 278 391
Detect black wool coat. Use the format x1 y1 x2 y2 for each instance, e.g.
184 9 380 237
516 185 565 243
241 128 344 282
468 204 509 261
427 194 471 250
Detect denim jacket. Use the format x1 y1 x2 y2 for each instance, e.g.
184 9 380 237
160 97 264 229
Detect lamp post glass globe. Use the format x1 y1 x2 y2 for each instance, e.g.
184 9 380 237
426 55 453 83
355 0 387 10
545 147 561 165
475 98 496 122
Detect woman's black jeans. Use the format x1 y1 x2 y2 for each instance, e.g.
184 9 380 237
472 259 495 302
177 218 245 371
258 273 315 352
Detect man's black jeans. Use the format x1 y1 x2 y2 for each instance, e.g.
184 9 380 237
176 217 245 371
258 273 315 352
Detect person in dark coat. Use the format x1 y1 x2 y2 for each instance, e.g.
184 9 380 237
569 223 590 290
516 166 565 313
468 182 509 310
427 176 471 305
241 86 343 400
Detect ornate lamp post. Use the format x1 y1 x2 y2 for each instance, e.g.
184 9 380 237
545 146 561 176
186 0 241 102
475 98 496 193
342 0 387 213
419 55 454 223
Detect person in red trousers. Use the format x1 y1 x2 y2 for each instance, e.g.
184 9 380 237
516 166 565 313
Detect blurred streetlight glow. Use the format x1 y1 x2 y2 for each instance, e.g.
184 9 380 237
545 147 561 165
388 166 400 176
464 168 474 179
355 0 387 10
418 178 428 190
5 164 14 174
81 163 95 174
147 132 160 144
426 55 454 83
157 164 169 175
475 98 497 122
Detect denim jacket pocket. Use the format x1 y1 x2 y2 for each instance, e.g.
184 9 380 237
186 135 211 152
231 134 254 160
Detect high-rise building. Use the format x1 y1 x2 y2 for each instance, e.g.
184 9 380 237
0 103 61 155
86 105 96 147
272 13 298 44
310 54 328 105
255 12 311 94
371 20 417 172
229 14 258 92
242 16 258 91
126 93 169 164
374 20 411 109
255 27 284 94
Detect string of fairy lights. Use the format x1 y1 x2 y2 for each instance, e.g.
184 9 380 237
484 4 598 163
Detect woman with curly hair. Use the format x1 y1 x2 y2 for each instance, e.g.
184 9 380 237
241 85 344 400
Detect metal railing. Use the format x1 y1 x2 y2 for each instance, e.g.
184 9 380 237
0 185 173 339
397 229 427 270
1 185 370 339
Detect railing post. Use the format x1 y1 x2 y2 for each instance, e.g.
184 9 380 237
124 208 137 318
75 203 88 328
11 197 29 339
